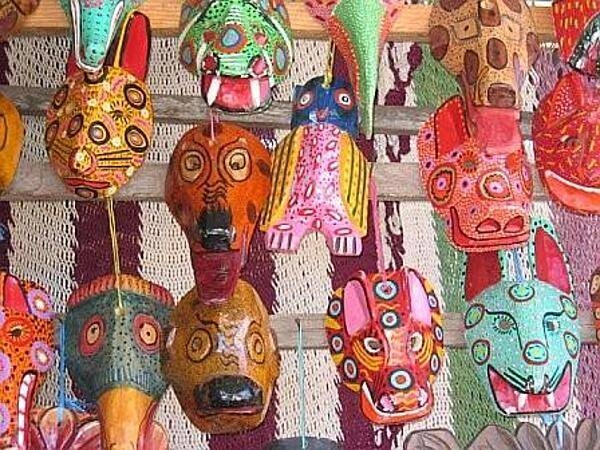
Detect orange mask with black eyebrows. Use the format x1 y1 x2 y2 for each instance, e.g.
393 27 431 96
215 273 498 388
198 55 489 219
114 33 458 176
165 122 271 304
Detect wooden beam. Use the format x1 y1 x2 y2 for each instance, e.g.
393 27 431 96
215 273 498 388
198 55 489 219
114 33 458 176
15 2 556 43
272 311 596 350
0 85 534 139
0 161 547 202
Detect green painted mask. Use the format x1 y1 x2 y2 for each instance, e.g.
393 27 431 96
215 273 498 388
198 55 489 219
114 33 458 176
463 218 580 416
179 0 293 112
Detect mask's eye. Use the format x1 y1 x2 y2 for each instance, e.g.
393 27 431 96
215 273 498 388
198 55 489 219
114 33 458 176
224 148 251 182
125 125 149 153
544 318 560 333
124 84 147 109
68 114 84 138
79 315 105 357
133 314 161 353
429 166 455 205
88 121 109 145
480 171 511 200
334 88 355 110
363 337 382 355
410 332 424 353
181 150 206 183
389 369 413 391
5 318 32 347
187 328 212 362
295 91 314 110
492 313 516 335
247 331 266 364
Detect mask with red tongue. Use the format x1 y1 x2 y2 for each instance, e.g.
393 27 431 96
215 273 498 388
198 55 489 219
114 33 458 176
325 268 444 425
463 218 580 416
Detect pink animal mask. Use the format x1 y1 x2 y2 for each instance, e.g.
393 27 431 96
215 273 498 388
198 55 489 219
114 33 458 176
418 96 532 252
533 71 600 214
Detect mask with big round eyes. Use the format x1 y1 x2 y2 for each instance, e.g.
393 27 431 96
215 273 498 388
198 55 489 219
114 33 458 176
45 11 153 199
325 267 444 425
0 272 55 449
64 274 173 449
163 279 280 434
165 122 271 305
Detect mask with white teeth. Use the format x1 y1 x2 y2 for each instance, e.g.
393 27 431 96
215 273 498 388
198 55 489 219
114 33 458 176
178 0 293 112
464 217 580 416
0 272 55 449
325 268 444 425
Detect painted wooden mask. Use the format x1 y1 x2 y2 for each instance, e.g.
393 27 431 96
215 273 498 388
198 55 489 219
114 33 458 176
165 122 271 305
325 268 444 425
59 0 146 72
553 0 600 77
0 272 55 449
163 280 280 434
532 71 600 214
306 0 402 138
64 275 173 449
429 0 539 110
0 92 24 195
260 76 370 256
179 0 293 112
45 11 153 199
464 218 580 416
0 0 40 38
418 96 532 252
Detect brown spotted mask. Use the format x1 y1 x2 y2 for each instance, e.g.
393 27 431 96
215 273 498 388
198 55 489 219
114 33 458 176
162 280 280 434
165 122 271 305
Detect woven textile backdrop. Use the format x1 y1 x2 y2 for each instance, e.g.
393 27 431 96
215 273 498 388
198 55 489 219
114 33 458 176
0 7 599 450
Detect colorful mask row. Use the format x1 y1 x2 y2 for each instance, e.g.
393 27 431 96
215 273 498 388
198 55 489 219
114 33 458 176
0 271 55 449
306 0 402 138
64 274 173 449
260 76 370 257
179 0 293 113
464 218 579 416
163 279 280 434
59 0 145 72
0 0 40 38
165 122 271 305
533 71 600 214
326 268 444 425
46 11 153 199
0 92 24 195
418 96 532 252
553 0 600 77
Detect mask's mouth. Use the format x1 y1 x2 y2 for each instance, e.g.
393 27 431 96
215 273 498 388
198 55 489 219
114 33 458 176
71 0 124 72
13 372 37 448
201 73 271 112
488 363 572 415
359 381 433 424
543 169 600 213
194 375 264 416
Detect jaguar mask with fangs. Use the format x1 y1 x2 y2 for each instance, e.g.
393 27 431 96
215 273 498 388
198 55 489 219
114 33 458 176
463 218 580 416
0 272 55 449
325 268 444 425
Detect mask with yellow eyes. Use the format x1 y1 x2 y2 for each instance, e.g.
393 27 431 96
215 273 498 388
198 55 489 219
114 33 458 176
165 122 271 305
45 11 153 199
162 279 280 434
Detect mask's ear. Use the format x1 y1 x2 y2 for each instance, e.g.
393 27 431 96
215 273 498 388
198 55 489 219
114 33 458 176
407 269 431 327
464 251 502 301
433 96 471 157
342 273 372 336
0 272 28 312
530 219 571 294
109 12 151 80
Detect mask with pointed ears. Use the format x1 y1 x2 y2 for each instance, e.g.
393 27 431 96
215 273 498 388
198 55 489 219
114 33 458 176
325 268 444 425
45 11 152 199
464 218 580 416
0 272 55 449
59 0 145 72
418 96 532 252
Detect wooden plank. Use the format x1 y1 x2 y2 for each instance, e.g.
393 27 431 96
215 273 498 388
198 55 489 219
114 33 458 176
15 2 556 43
0 161 547 202
271 311 596 350
0 85 534 138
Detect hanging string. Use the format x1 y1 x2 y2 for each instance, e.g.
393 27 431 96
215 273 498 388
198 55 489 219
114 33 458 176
296 318 307 449
106 196 124 316
510 248 525 283
370 178 387 280
208 107 218 143
322 41 336 88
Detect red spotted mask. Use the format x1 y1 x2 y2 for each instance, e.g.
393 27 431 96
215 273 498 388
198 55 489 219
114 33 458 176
325 268 444 425
533 71 600 214
418 96 532 252
0 272 55 449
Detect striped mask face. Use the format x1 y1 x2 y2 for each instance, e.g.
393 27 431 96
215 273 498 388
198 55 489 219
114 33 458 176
325 268 444 425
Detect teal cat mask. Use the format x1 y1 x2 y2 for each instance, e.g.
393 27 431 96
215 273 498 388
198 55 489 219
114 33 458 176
464 218 580 416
